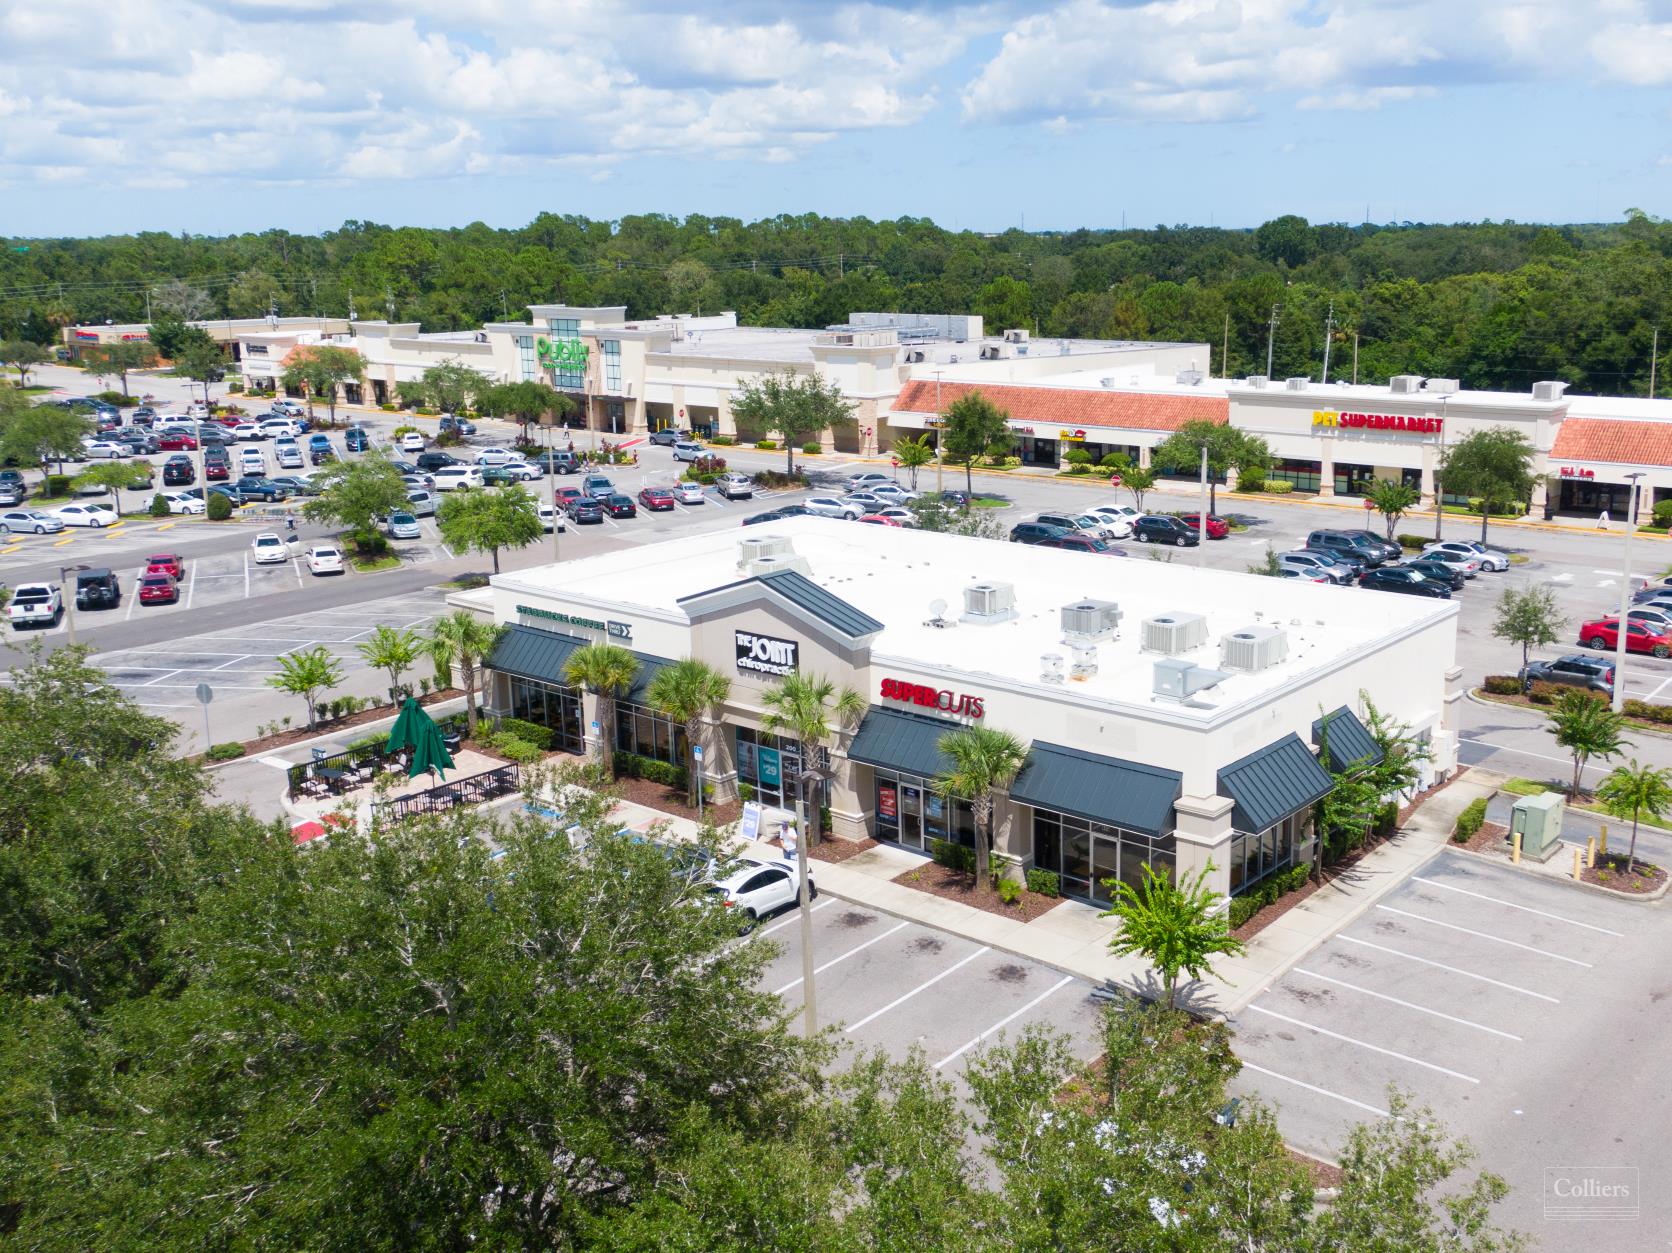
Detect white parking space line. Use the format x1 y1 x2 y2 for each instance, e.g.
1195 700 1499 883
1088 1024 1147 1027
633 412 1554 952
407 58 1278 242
1238 1062 1391 1119
845 946 992 1034
759 897 834 937
185 561 197 609
243 553 250 599
1458 736 1613 776
1413 874 1625 937
773 920 909 996
934 974 1076 1070
1337 936 1560 1002
1247 1005 1480 1083
209 654 254 671
139 669 184 686
1288 969 1522 1041
1375 905 1594 967
124 588 140 620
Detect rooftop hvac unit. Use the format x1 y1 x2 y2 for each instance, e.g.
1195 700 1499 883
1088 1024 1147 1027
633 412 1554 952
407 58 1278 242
1061 598 1123 642
1175 368 1204 386
1533 380 1570 401
1246 375 1269 389
979 344 1006 360
1040 652 1065 683
1218 624 1289 673
961 581 1017 624
1284 376 1310 391
1100 376 1116 388
1003 328 1030 343
1069 643 1098 679
1389 374 1424 394
1140 611 1208 655
905 349 925 363
737 534 794 568
1152 658 1229 701
747 553 811 578
1424 377 1459 395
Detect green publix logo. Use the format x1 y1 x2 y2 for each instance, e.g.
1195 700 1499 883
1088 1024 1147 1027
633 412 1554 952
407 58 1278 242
536 336 589 371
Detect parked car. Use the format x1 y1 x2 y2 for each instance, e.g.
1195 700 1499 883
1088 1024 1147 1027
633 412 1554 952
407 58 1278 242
272 399 306 418
859 514 902 527
157 431 199 451
804 495 862 520
74 567 120 610
867 507 919 527
79 439 126 460
672 441 705 462
1132 515 1200 547
162 457 195 486
416 451 463 472
1280 567 1333 583
405 489 437 517
742 505 810 526
228 423 263 442
868 484 919 505
432 466 484 491
0 482 22 508
716 473 755 500
1306 529 1385 568
1357 567 1452 598
273 440 303 469
1040 533 1127 555
602 493 637 518
1522 654 1614 694
306 544 345 576
1037 511 1116 541
1412 546 1479 579
1009 521 1074 545
309 444 336 467
203 459 229 481
251 532 289 564
555 486 585 510
1579 616 1672 657
498 460 542 481
267 474 320 497
702 858 815 927
846 472 894 492
1277 550 1355 584
145 552 185 581
1084 505 1136 536
258 417 302 439
1335 528 1404 562
648 428 692 446
582 474 617 499
158 491 205 515
0 509 65 534
398 431 426 453
673 480 706 505
114 429 160 455
438 414 476 437
565 495 604 523
1175 512 1230 540
137 574 180 605
233 476 289 502
1425 539 1508 572
1399 557 1468 590
6 582 62 627
480 465 523 487
1626 606 1672 633
842 491 886 512
533 449 582 475
239 445 267 474
537 502 566 532
344 426 369 452
53 503 118 528
473 446 517 467
638 485 675 511
384 511 421 540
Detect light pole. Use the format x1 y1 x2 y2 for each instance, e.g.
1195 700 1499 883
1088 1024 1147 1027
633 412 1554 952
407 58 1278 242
1611 471 1646 713
543 421 561 564
934 370 944 495
1431 397 1449 542
1197 442 1209 564
59 563 88 645
793 763 824 1036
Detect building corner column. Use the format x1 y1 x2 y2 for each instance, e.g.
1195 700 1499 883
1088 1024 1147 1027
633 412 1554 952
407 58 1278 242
827 751 867 841
1434 665 1465 781
1317 440 1336 498
1172 794 1236 900
581 690 604 763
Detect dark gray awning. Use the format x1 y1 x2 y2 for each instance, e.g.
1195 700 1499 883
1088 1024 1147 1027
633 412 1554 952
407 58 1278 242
1312 706 1385 772
486 625 587 685
847 708 957 781
625 651 675 704
1218 734 1334 833
1010 743 1182 838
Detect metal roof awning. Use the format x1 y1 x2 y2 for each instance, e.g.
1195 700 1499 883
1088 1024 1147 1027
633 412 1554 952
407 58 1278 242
1009 742 1182 838
485 625 588 686
1312 706 1385 773
1218 733 1335 834
847 707 958 781
625 651 675 704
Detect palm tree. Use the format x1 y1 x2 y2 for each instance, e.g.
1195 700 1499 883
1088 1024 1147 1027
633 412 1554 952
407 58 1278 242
357 624 424 704
266 645 344 731
646 658 731 809
1595 759 1672 875
892 433 936 491
1547 690 1630 798
760 672 865 846
564 642 639 778
936 724 1030 887
425 611 504 738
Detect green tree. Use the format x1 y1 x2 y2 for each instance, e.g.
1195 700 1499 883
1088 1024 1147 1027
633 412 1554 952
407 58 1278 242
70 460 150 517
1122 462 1156 511
1594 759 1672 874
1492 585 1566 676
564 642 640 777
939 390 1010 493
267 644 344 730
1366 476 1421 539
760 672 865 847
479 379 574 441
0 340 50 386
891 432 935 490
1247 545 1282 576
415 359 490 414
170 337 224 410
297 345 364 423
1253 214 1316 267
1548 689 1630 798
1151 419 1268 512
974 275 1034 331
80 340 158 397
0 398 91 475
906 493 1008 540
301 452 410 547
436 484 543 574
148 316 214 360
646 658 732 809
1441 427 1536 542
1101 862 1244 1009
427 610 505 739
729 369 855 475
206 490 233 520
935 724 1030 887
356 624 424 702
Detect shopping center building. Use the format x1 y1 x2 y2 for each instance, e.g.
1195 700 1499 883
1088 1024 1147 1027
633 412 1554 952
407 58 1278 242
456 518 1462 905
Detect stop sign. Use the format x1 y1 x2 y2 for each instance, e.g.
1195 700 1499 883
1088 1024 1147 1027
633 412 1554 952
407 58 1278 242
1363 499 1374 510
891 457 899 468
1110 473 1123 487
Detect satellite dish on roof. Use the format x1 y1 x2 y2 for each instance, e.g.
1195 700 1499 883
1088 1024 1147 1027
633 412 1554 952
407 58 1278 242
925 598 951 628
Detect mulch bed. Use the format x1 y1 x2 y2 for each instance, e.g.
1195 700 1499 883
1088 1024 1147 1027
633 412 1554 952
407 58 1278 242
1452 819 1509 854
810 836 879 864
1289 1149 1344 1190
1581 852 1667 894
608 771 741 828
890 859 1062 923
207 688 464 759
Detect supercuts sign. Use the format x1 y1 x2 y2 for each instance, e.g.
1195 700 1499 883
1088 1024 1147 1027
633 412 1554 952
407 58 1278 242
879 677 984 719
1313 410 1443 434
736 630 798 677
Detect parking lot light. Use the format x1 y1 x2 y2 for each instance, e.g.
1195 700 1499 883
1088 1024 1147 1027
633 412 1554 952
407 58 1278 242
59 562 89 645
1611 471 1645 713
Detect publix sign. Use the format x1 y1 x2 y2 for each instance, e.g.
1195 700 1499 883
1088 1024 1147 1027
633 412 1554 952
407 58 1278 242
536 336 588 372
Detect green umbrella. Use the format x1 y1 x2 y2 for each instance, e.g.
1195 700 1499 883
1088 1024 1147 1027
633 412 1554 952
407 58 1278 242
386 696 425 754
407 711 455 783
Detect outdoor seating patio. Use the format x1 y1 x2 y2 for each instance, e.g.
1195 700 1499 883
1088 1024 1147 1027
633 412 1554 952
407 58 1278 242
289 749 512 825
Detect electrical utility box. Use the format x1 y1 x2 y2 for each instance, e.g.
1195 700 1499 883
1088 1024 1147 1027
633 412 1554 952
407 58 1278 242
1510 791 1566 861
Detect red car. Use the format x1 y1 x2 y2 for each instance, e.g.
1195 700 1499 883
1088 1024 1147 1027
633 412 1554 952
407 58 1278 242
158 432 198 450
204 460 229 480
137 573 179 604
1176 512 1230 539
145 552 185 581
555 486 584 509
858 514 902 527
1579 616 1672 658
638 486 675 511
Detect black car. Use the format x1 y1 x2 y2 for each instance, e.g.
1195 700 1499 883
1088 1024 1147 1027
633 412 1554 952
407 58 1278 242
602 493 637 518
416 451 462 472
1040 534 1127 556
0 470 22 488
1358 567 1451 598
1399 558 1467 590
74 567 120 610
742 505 810 526
232 476 289 502
131 406 157 425
565 496 604 523
197 427 231 448
162 458 195 486
1132 515 1200 546
1009 521 1074 545
1307 529 1385 568
1522 654 1614 694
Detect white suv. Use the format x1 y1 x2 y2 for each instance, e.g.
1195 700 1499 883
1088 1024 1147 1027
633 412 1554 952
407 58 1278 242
432 466 484 491
305 544 345 575
715 473 753 500
803 495 861 520
704 858 815 927
473 447 516 467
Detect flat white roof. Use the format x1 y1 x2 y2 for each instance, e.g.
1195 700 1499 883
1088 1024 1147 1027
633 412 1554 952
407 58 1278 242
493 517 1453 724
1227 378 1565 411
1563 394 1672 423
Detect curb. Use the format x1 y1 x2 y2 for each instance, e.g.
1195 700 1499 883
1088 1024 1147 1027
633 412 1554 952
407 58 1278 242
1466 687 1672 739
1441 843 1671 903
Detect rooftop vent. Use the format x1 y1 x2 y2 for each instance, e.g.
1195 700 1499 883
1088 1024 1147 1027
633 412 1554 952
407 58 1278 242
1003 328 1030 343
1100 376 1117 388
1219 624 1289 673
979 344 1007 360
1424 378 1459 395
961 581 1017 625
1389 374 1424 394
1246 375 1269 389
1175 368 1204 386
1040 652 1065 683
1061 598 1123 642
1284 376 1310 391
1152 658 1229 702
1069 643 1098 679
747 553 812 578
1140 611 1208 655
1532 380 1569 401
738 534 794 568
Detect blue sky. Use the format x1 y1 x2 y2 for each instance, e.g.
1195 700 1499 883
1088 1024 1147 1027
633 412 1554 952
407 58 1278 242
3 0 1671 237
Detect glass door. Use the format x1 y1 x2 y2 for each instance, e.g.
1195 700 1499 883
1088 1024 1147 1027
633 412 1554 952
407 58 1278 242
898 784 924 850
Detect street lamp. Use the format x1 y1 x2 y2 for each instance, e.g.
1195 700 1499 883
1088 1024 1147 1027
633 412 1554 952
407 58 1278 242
1611 471 1646 713
542 420 561 564
59 563 88 645
934 370 945 495
1432 396 1449 541
793 762 827 1037
1197 441 1210 564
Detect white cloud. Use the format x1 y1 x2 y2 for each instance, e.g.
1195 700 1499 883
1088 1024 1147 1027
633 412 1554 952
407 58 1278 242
1297 86 1438 112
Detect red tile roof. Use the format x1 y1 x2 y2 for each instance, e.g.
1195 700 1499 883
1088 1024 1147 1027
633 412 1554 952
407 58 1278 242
888 380 1226 433
1551 418 1672 468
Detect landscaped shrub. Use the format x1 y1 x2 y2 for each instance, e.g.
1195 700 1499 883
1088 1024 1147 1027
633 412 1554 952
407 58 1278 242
1099 452 1130 470
1624 698 1672 724
1653 500 1672 528
1063 447 1093 467
997 877 1023 906
206 492 233 521
1396 533 1432 550
613 751 688 790
495 736 541 765
1238 466 1266 492
709 435 735 445
686 454 728 484
391 424 419 439
415 407 439 416
498 717 554 751
1025 868 1060 897
1483 675 1524 695
1453 796 1488 842
929 838 976 874
1374 801 1399 840
752 469 808 490
1228 863 1312 927
801 442 821 455
42 474 73 496
1263 480 1293 494
149 493 170 517
204 742 246 762
380 402 398 411
1528 681 1603 707
754 439 777 450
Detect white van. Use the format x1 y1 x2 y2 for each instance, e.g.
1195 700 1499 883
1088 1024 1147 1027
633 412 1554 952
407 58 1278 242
239 445 266 475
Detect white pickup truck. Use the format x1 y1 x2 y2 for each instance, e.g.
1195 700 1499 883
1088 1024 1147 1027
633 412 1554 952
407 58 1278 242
7 582 62 629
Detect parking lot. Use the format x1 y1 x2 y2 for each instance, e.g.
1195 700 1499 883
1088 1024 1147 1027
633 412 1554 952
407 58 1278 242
752 896 1104 1077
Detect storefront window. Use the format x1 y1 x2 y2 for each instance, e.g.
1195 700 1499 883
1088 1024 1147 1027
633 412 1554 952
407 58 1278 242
1229 811 1302 895
505 675 584 753
614 699 686 767
546 318 585 391
1334 463 1375 495
735 726 802 809
1030 809 1175 906
516 334 536 382
867 765 973 852
1268 459 1321 492
602 339 621 393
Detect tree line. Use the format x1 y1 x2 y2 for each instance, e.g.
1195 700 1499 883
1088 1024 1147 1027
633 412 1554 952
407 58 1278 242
3 209 1670 394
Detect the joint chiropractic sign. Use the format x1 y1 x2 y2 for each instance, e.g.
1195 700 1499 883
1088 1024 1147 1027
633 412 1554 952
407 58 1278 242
536 336 589 372
736 630 798 677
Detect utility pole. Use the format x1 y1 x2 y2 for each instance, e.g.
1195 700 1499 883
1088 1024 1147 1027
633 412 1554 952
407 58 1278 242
1612 473 1646 713
1221 312 1229 378
144 287 152 322
385 286 395 321
1352 330 1360 385
1264 304 1280 379
1320 301 1335 384
934 370 944 494
1650 328 1660 399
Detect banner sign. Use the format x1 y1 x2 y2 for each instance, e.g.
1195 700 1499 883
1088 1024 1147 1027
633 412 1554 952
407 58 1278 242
536 336 589 371
736 630 798 677
1312 410 1443 434
757 747 782 789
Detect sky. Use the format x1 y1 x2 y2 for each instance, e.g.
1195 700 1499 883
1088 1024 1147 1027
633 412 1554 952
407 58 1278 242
3 0 1672 238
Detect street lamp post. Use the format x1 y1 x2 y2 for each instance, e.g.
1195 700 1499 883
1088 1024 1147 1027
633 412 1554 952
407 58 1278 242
59 563 88 645
1197 442 1209 564
934 370 944 495
1611 471 1646 713
1432 397 1449 541
543 421 561 564
793 763 825 1037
